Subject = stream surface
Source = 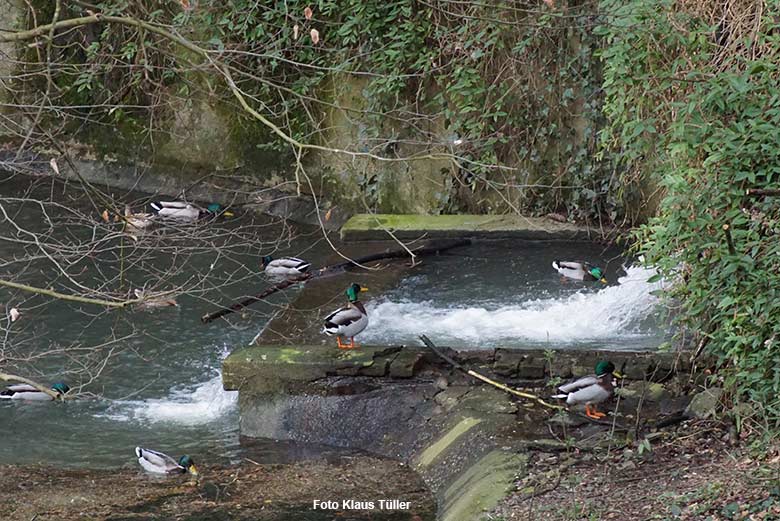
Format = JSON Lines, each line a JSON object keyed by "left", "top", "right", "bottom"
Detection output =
{"left": 0, "top": 175, "right": 668, "bottom": 470}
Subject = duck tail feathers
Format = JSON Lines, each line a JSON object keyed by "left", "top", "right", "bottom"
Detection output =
{"left": 135, "top": 447, "right": 143, "bottom": 458}
{"left": 552, "top": 260, "right": 561, "bottom": 270}
{"left": 551, "top": 393, "right": 568, "bottom": 400}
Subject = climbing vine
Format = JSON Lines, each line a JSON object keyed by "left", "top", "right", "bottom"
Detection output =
{"left": 598, "top": 0, "right": 780, "bottom": 428}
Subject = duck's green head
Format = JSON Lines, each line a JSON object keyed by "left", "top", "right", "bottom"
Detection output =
{"left": 207, "top": 203, "right": 234, "bottom": 218}
{"left": 345, "top": 283, "right": 368, "bottom": 302}
{"left": 261, "top": 255, "right": 273, "bottom": 267}
{"left": 51, "top": 382, "right": 70, "bottom": 395}
{"left": 589, "top": 266, "right": 607, "bottom": 284}
{"left": 178, "top": 455, "right": 199, "bottom": 476}
{"left": 594, "top": 361, "right": 616, "bottom": 377}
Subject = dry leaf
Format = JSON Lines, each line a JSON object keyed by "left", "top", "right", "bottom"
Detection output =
{"left": 304, "top": 6, "right": 313, "bottom": 20}
{"left": 180, "top": 0, "right": 192, "bottom": 10}
{"left": 310, "top": 28, "right": 320, "bottom": 45}
{"left": 324, "top": 208, "right": 332, "bottom": 222}
{"left": 101, "top": 209, "right": 110, "bottom": 222}
{"left": 543, "top": 0, "right": 555, "bottom": 7}
{"left": 293, "top": 24, "right": 299, "bottom": 40}
{"left": 9, "top": 308, "right": 19, "bottom": 322}
{"left": 49, "top": 158, "right": 59, "bottom": 175}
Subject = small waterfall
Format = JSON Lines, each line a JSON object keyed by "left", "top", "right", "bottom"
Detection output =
{"left": 99, "top": 372, "right": 237, "bottom": 426}
{"left": 361, "top": 265, "right": 665, "bottom": 348}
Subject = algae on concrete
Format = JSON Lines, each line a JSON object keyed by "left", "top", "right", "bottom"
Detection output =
{"left": 340, "top": 213, "right": 601, "bottom": 241}
{"left": 440, "top": 450, "right": 527, "bottom": 521}
{"left": 416, "top": 416, "right": 483, "bottom": 468}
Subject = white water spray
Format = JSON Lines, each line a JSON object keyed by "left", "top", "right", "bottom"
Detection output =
{"left": 361, "top": 265, "right": 665, "bottom": 347}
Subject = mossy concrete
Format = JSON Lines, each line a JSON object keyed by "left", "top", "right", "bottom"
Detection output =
{"left": 0, "top": 0, "right": 23, "bottom": 137}
{"left": 416, "top": 417, "right": 483, "bottom": 468}
{"left": 440, "top": 450, "right": 527, "bottom": 521}
{"left": 340, "top": 213, "right": 604, "bottom": 241}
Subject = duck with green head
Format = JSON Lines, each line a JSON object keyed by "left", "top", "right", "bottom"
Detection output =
{"left": 135, "top": 447, "right": 199, "bottom": 476}
{"left": 552, "top": 261, "right": 608, "bottom": 283}
{"left": 552, "top": 361, "right": 621, "bottom": 419}
{"left": 0, "top": 382, "right": 69, "bottom": 401}
{"left": 322, "top": 283, "right": 369, "bottom": 349}
{"left": 151, "top": 201, "right": 233, "bottom": 221}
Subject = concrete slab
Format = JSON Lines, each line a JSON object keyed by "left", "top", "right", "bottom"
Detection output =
{"left": 340, "top": 214, "right": 604, "bottom": 241}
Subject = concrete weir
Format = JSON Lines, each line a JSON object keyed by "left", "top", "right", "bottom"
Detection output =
{"left": 222, "top": 345, "right": 689, "bottom": 520}
{"left": 339, "top": 214, "right": 606, "bottom": 241}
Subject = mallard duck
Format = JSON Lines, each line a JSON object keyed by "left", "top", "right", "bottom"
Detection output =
{"left": 552, "top": 260, "right": 607, "bottom": 283}
{"left": 150, "top": 201, "right": 202, "bottom": 221}
{"left": 552, "top": 361, "right": 619, "bottom": 419}
{"left": 262, "top": 255, "right": 311, "bottom": 278}
{"left": 0, "top": 382, "right": 69, "bottom": 401}
{"left": 151, "top": 201, "right": 233, "bottom": 222}
{"left": 135, "top": 447, "right": 198, "bottom": 476}
{"left": 322, "top": 283, "right": 369, "bottom": 349}
{"left": 122, "top": 205, "right": 155, "bottom": 230}
{"left": 133, "top": 289, "right": 178, "bottom": 309}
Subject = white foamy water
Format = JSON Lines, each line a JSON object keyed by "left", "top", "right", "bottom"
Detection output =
{"left": 361, "top": 265, "right": 665, "bottom": 347}
{"left": 100, "top": 372, "right": 237, "bottom": 426}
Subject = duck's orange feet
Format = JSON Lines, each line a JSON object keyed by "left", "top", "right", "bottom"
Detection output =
{"left": 585, "top": 404, "right": 606, "bottom": 419}
{"left": 348, "top": 338, "right": 358, "bottom": 349}
{"left": 336, "top": 337, "right": 348, "bottom": 349}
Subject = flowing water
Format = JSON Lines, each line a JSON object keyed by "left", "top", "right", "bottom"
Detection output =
{"left": 0, "top": 176, "right": 669, "bottom": 469}
{"left": 361, "top": 241, "right": 668, "bottom": 350}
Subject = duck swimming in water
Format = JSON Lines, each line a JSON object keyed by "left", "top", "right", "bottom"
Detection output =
{"left": 552, "top": 261, "right": 607, "bottom": 283}
{"left": 322, "top": 283, "right": 369, "bottom": 349}
{"left": 0, "top": 382, "right": 69, "bottom": 401}
{"left": 262, "top": 256, "right": 311, "bottom": 279}
{"left": 135, "top": 447, "right": 199, "bottom": 476}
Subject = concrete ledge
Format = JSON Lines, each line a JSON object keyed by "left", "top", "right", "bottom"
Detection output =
{"left": 340, "top": 214, "right": 603, "bottom": 241}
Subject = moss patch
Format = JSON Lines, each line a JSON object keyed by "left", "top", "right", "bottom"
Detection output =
{"left": 340, "top": 213, "right": 600, "bottom": 241}
{"left": 416, "top": 416, "right": 483, "bottom": 468}
{"left": 440, "top": 450, "right": 527, "bottom": 521}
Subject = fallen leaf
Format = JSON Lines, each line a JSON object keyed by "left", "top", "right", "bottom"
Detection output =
{"left": 50, "top": 158, "right": 59, "bottom": 175}
{"left": 180, "top": 0, "right": 192, "bottom": 10}
{"left": 543, "top": 0, "right": 555, "bottom": 6}
{"left": 324, "top": 208, "right": 332, "bottom": 221}
{"left": 9, "top": 308, "right": 19, "bottom": 322}
{"left": 293, "top": 24, "right": 299, "bottom": 40}
{"left": 101, "top": 209, "right": 110, "bottom": 222}
{"left": 310, "top": 28, "right": 320, "bottom": 45}
{"left": 304, "top": 6, "right": 313, "bottom": 19}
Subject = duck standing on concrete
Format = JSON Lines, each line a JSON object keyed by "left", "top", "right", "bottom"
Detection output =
{"left": 322, "top": 283, "right": 369, "bottom": 349}
{"left": 552, "top": 361, "right": 620, "bottom": 419}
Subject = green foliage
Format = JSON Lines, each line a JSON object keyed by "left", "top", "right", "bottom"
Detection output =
{"left": 598, "top": 0, "right": 780, "bottom": 424}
